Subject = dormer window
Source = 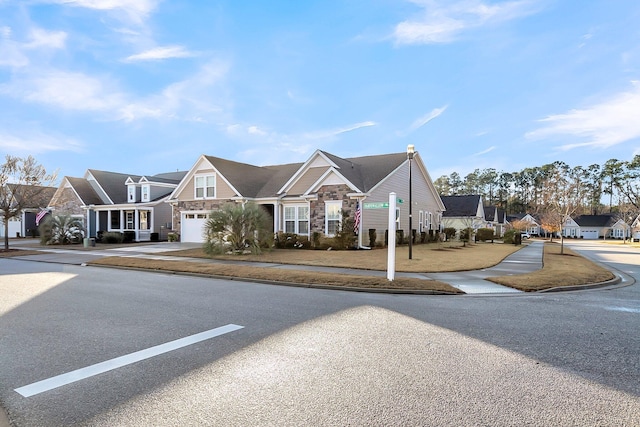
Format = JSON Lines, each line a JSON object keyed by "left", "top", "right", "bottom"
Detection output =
{"left": 141, "top": 185, "right": 150, "bottom": 202}
{"left": 194, "top": 174, "right": 215, "bottom": 199}
{"left": 128, "top": 185, "right": 136, "bottom": 203}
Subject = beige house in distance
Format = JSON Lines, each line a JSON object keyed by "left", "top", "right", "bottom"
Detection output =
{"left": 167, "top": 149, "right": 445, "bottom": 246}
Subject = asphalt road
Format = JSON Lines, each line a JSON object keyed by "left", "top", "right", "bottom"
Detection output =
{"left": 0, "top": 241, "right": 638, "bottom": 426}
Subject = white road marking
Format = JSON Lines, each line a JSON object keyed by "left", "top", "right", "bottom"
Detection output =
{"left": 15, "top": 324, "right": 244, "bottom": 398}
{"left": 603, "top": 306, "right": 640, "bottom": 314}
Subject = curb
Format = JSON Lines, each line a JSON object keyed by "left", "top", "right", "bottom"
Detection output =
{"left": 538, "top": 274, "right": 623, "bottom": 293}
{"left": 85, "top": 263, "right": 462, "bottom": 295}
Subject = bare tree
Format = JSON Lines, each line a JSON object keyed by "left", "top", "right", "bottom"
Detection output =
{"left": 1, "top": 155, "right": 57, "bottom": 251}
{"left": 538, "top": 162, "right": 584, "bottom": 254}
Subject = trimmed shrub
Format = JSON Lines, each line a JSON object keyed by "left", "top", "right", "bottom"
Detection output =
{"left": 102, "top": 232, "right": 124, "bottom": 244}
{"left": 476, "top": 228, "right": 495, "bottom": 242}
{"left": 503, "top": 229, "right": 516, "bottom": 244}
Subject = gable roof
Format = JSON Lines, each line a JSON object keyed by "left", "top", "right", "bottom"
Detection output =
{"left": 574, "top": 214, "right": 617, "bottom": 227}
{"left": 7, "top": 184, "right": 56, "bottom": 208}
{"left": 204, "top": 155, "right": 283, "bottom": 198}
{"left": 87, "top": 169, "right": 138, "bottom": 204}
{"left": 441, "top": 195, "right": 482, "bottom": 217}
{"left": 66, "top": 177, "right": 104, "bottom": 205}
{"left": 187, "top": 151, "right": 411, "bottom": 200}
{"left": 484, "top": 206, "right": 497, "bottom": 222}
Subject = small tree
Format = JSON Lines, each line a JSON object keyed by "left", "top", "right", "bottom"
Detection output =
{"left": 39, "top": 214, "right": 84, "bottom": 245}
{"left": 443, "top": 227, "right": 457, "bottom": 241}
{"left": 540, "top": 212, "right": 562, "bottom": 242}
{"left": 333, "top": 210, "right": 356, "bottom": 249}
{"left": 1, "top": 155, "right": 57, "bottom": 250}
{"left": 203, "top": 202, "right": 272, "bottom": 255}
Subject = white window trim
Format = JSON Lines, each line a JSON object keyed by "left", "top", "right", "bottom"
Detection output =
{"left": 141, "top": 184, "right": 150, "bottom": 202}
{"left": 419, "top": 210, "right": 424, "bottom": 233}
{"left": 127, "top": 185, "right": 136, "bottom": 203}
{"left": 194, "top": 173, "right": 216, "bottom": 199}
{"left": 325, "top": 201, "right": 342, "bottom": 237}
{"left": 395, "top": 207, "right": 400, "bottom": 230}
{"left": 284, "top": 204, "right": 310, "bottom": 235}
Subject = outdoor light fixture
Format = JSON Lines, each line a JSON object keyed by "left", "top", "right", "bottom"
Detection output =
{"left": 407, "top": 144, "right": 415, "bottom": 260}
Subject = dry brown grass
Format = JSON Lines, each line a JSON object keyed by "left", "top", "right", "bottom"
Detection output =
{"left": 0, "top": 249, "right": 43, "bottom": 257}
{"left": 164, "top": 241, "right": 521, "bottom": 273}
{"left": 486, "top": 243, "right": 615, "bottom": 292}
{"left": 88, "top": 257, "right": 462, "bottom": 294}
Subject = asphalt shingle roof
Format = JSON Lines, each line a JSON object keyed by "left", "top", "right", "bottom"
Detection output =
{"left": 205, "top": 151, "right": 408, "bottom": 199}
{"left": 441, "top": 195, "right": 482, "bottom": 217}
{"left": 574, "top": 214, "right": 616, "bottom": 227}
{"left": 66, "top": 177, "right": 104, "bottom": 205}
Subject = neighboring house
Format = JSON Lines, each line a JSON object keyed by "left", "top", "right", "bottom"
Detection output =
{"left": 561, "top": 216, "right": 581, "bottom": 238}
{"left": 167, "top": 149, "right": 445, "bottom": 245}
{"left": 574, "top": 214, "right": 630, "bottom": 240}
{"left": 507, "top": 213, "right": 541, "bottom": 236}
{"left": 482, "top": 205, "right": 507, "bottom": 237}
{"left": 440, "top": 195, "right": 485, "bottom": 235}
{"left": 48, "top": 169, "right": 186, "bottom": 241}
{"left": 496, "top": 208, "right": 508, "bottom": 237}
{"left": 0, "top": 184, "right": 56, "bottom": 238}
{"left": 632, "top": 214, "right": 640, "bottom": 241}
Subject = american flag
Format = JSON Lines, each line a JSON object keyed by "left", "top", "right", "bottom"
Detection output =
{"left": 354, "top": 202, "right": 361, "bottom": 233}
{"left": 35, "top": 209, "right": 49, "bottom": 226}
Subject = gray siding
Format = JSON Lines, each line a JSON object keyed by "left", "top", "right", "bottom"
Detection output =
{"left": 363, "top": 161, "right": 442, "bottom": 244}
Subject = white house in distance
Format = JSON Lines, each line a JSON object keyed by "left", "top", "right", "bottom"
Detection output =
{"left": 167, "top": 148, "right": 445, "bottom": 245}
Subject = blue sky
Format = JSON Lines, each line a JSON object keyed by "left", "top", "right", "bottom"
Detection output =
{"left": 1, "top": 0, "right": 639, "bottom": 182}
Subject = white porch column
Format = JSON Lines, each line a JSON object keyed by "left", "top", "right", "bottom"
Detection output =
{"left": 134, "top": 208, "right": 140, "bottom": 241}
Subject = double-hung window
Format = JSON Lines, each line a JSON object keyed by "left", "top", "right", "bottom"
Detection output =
{"left": 419, "top": 211, "right": 424, "bottom": 233}
{"left": 284, "top": 205, "right": 309, "bottom": 234}
{"left": 325, "top": 202, "right": 342, "bottom": 236}
{"left": 195, "top": 174, "right": 215, "bottom": 199}
{"left": 128, "top": 185, "right": 136, "bottom": 203}
{"left": 141, "top": 185, "right": 150, "bottom": 202}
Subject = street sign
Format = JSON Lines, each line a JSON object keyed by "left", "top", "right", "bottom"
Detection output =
{"left": 363, "top": 202, "right": 389, "bottom": 209}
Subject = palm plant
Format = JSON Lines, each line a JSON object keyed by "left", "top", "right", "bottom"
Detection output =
{"left": 203, "top": 202, "right": 272, "bottom": 255}
{"left": 39, "top": 214, "right": 85, "bottom": 245}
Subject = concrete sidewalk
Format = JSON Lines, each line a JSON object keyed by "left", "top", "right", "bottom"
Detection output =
{"left": 7, "top": 239, "right": 545, "bottom": 294}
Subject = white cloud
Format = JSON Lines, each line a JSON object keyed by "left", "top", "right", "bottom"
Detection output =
{"left": 0, "top": 70, "right": 125, "bottom": 111}
{"left": 26, "top": 28, "right": 67, "bottom": 49}
{"left": 0, "top": 129, "right": 83, "bottom": 154}
{"left": 51, "top": 0, "right": 159, "bottom": 25}
{"left": 526, "top": 81, "right": 640, "bottom": 151}
{"left": 0, "top": 26, "right": 67, "bottom": 68}
{"left": 408, "top": 105, "right": 448, "bottom": 132}
{"left": 472, "top": 145, "right": 497, "bottom": 156}
{"left": 123, "top": 45, "right": 197, "bottom": 62}
{"left": 1, "top": 60, "right": 230, "bottom": 123}
{"left": 393, "top": 0, "right": 539, "bottom": 45}
{"left": 301, "top": 121, "right": 376, "bottom": 140}
{"left": 117, "top": 60, "right": 230, "bottom": 121}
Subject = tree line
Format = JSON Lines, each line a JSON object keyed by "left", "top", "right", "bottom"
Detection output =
{"left": 434, "top": 155, "right": 640, "bottom": 218}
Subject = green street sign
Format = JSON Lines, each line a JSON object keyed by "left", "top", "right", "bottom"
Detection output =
{"left": 397, "top": 198, "right": 404, "bottom": 204}
{"left": 363, "top": 202, "right": 389, "bottom": 209}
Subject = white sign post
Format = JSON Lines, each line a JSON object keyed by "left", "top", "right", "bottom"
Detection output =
{"left": 387, "top": 192, "right": 397, "bottom": 281}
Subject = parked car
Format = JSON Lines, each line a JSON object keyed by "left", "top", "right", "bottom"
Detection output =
{"left": 521, "top": 232, "right": 531, "bottom": 239}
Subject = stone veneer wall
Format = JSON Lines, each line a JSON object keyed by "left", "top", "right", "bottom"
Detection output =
{"left": 49, "top": 187, "right": 85, "bottom": 216}
{"left": 309, "top": 185, "right": 357, "bottom": 235}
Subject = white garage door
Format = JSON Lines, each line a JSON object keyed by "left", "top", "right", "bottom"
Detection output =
{"left": 581, "top": 230, "right": 599, "bottom": 240}
{"left": 181, "top": 212, "right": 209, "bottom": 243}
